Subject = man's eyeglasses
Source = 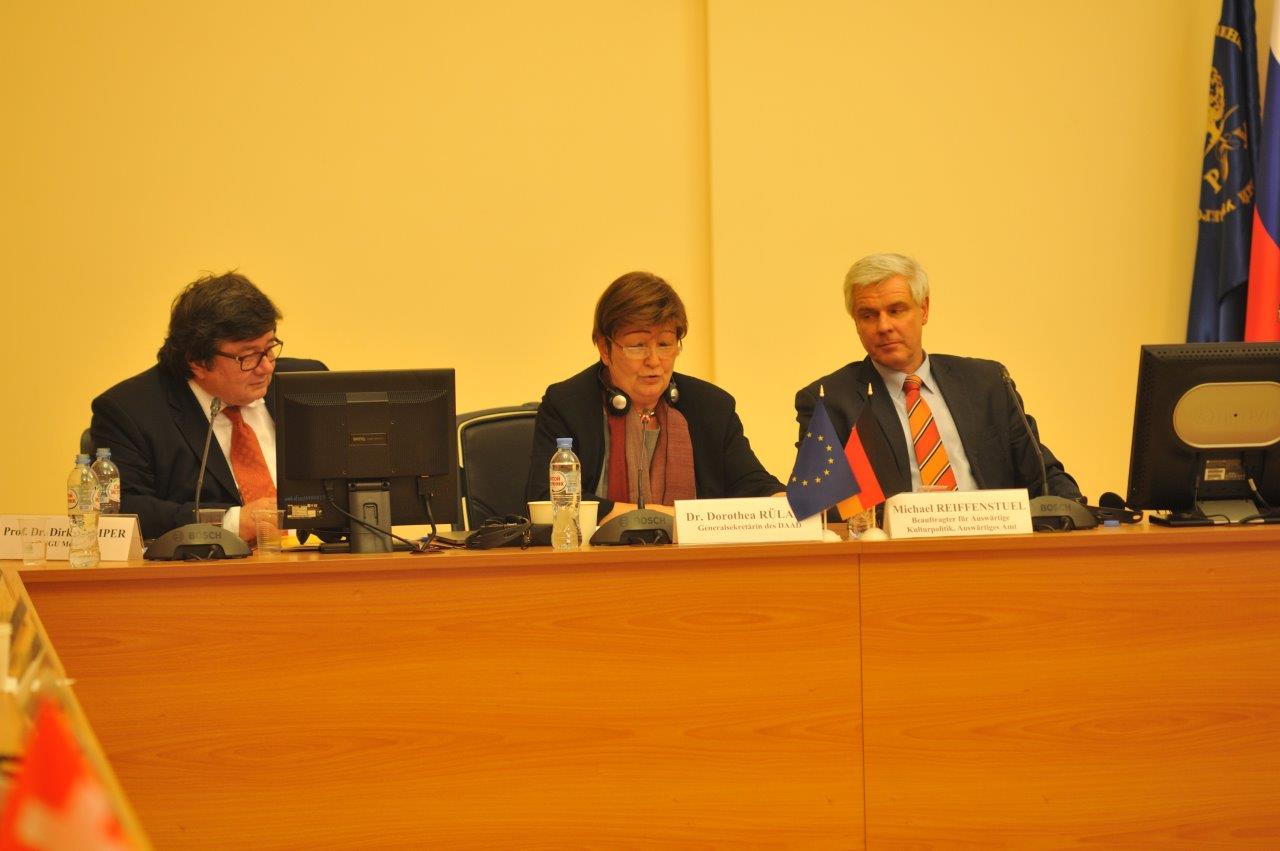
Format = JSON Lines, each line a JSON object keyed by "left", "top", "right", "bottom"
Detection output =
{"left": 214, "top": 339, "right": 284, "bottom": 371}
{"left": 611, "top": 338, "right": 682, "bottom": 361}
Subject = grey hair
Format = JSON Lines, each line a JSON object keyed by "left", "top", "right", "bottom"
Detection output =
{"left": 842, "top": 253, "right": 929, "bottom": 316}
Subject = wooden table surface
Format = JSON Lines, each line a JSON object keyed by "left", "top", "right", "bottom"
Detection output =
{"left": 858, "top": 524, "right": 1280, "bottom": 849}
{"left": 18, "top": 539, "right": 865, "bottom": 849}
{"left": 12, "top": 523, "right": 1280, "bottom": 848}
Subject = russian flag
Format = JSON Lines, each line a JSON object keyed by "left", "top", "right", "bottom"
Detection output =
{"left": 1247, "top": 5, "right": 1280, "bottom": 340}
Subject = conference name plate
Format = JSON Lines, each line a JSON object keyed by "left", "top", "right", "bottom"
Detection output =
{"left": 882, "top": 488, "right": 1032, "bottom": 540}
{"left": 0, "top": 514, "right": 144, "bottom": 562}
{"left": 673, "top": 496, "right": 824, "bottom": 545}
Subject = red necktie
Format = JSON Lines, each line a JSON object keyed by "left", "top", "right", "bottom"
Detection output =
{"left": 222, "top": 406, "right": 277, "bottom": 504}
{"left": 903, "top": 374, "right": 957, "bottom": 490}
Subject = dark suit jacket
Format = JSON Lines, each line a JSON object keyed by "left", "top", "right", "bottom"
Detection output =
{"left": 795, "top": 355, "right": 1081, "bottom": 501}
{"left": 525, "top": 365, "right": 784, "bottom": 516}
{"left": 90, "top": 357, "right": 327, "bottom": 539}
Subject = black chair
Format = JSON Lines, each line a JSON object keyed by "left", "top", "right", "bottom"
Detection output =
{"left": 455, "top": 404, "right": 540, "bottom": 530}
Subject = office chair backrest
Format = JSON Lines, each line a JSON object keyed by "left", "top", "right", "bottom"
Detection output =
{"left": 455, "top": 404, "right": 539, "bottom": 530}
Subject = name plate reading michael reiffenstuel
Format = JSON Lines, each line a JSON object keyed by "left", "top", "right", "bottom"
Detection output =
{"left": 0, "top": 514, "right": 144, "bottom": 562}
{"left": 882, "top": 489, "right": 1032, "bottom": 540}
{"left": 673, "top": 496, "right": 825, "bottom": 545}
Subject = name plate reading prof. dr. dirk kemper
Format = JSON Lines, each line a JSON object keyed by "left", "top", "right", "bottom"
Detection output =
{"left": 882, "top": 489, "right": 1033, "bottom": 540}
{"left": 0, "top": 514, "right": 143, "bottom": 561}
{"left": 673, "top": 496, "right": 825, "bottom": 545}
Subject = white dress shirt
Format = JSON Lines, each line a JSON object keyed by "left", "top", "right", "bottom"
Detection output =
{"left": 871, "top": 355, "right": 978, "bottom": 492}
{"left": 188, "top": 380, "right": 278, "bottom": 534}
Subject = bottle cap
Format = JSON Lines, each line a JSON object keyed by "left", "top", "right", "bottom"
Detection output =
{"left": 556, "top": 438, "right": 573, "bottom": 450}
{"left": 75, "top": 453, "right": 90, "bottom": 465}
{"left": 95, "top": 447, "right": 111, "bottom": 459}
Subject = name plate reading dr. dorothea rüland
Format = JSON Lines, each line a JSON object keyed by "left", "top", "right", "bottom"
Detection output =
{"left": 674, "top": 496, "right": 825, "bottom": 545}
{"left": 882, "top": 489, "right": 1033, "bottom": 540}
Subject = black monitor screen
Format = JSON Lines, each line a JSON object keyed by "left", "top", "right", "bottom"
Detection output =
{"left": 1126, "top": 343, "right": 1280, "bottom": 516}
{"left": 275, "top": 369, "right": 457, "bottom": 538}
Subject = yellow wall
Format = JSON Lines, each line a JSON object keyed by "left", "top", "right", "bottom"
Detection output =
{"left": 0, "top": 1, "right": 711, "bottom": 513}
{"left": 708, "top": 0, "right": 1270, "bottom": 502}
{"left": 0, "top": 0, "right": 1257, "bottom": 513}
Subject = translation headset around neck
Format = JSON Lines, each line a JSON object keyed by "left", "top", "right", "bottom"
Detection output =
{"left": 597, "top": 365, "right": 679, "bottom": 417}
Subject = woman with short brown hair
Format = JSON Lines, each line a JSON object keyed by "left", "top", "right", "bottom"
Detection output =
{"left": 526, "top": 271, "right": 782, "bottom": 523}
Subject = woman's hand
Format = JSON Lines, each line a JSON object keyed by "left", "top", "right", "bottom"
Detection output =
{"left": 599, "top": 502, "right": 675, "bottom": 524}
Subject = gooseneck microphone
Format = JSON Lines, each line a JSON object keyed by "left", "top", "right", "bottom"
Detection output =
{"left": 635, "top": 463, "right": 647, "bottom": 511}
{"left": 193, "top": 397, "right": 222, "bottom": 518}
{"left": 999, "top": 367, "right": 1049, "bottom": 498}
{"left": 144, "top": 395, "right": 250, "bottom": 560}
{"left": 998, "top": 365, "right": 1097, "bottom": 531}
{"left": 588, "top": 461, "right": 674, "bottom": 546}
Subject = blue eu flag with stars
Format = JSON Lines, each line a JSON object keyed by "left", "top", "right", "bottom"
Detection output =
{"left": 786, "top": 397, "right": 858, "bottom": 521}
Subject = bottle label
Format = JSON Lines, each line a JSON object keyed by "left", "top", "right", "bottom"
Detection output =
{"left": 66, "top": 488, "right": 77, "bottom": 510}
{"left": 550, "top": 470, "right": 566, "bottom": 494}
{"left": 105, "top": 481, "right": 121, "bottom": 504}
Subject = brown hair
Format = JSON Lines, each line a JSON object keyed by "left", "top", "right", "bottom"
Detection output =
{"left": 156, "top": 272, "right": 282, "bottom": 379}
{"left": 591, "top": 271, "right": 688, "bottom": 345}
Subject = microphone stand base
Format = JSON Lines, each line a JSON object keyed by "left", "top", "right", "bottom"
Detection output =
{"left": 145, "top": 523, "right": 252, "bottom": 561}
{"left": 1029, "top": 496, "right": 1099, "bottom": 532}
{"left": 589, "top": 509, "right": 674, "bottom": 545}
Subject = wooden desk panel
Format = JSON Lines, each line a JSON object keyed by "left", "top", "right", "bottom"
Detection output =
{"left": 859, "top": 526, "right": 1280, "bottom": 848}
{"left": 21, "top": 544, "right": 864, "bottom": 849}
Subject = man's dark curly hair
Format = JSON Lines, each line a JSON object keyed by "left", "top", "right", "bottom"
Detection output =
{"left": 156, "top": 272, "right": 282, "bottom": 379}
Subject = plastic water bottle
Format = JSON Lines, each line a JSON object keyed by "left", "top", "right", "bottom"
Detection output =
{"left": 549, "top": 437, "right": 582, "bottom": 551}
{"left": 92, "top": 447, "right": 121, "bottom": 514}
{"left": 67, "top": 453, "right": 101, "bottom": 568}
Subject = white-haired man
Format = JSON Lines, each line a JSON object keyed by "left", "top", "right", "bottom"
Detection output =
{"left": 795, "top": 252, "right": 1081, "bottom": 501}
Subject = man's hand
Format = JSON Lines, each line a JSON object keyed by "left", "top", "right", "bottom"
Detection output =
{"left": 238, "top": 497, "right": 277, "bottom": 542}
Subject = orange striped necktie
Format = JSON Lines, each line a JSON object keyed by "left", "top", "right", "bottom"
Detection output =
{"left": 222, "top": 406, "right": 277, "bottom": 504}
{"left": 903, "top": 374, "right": 957, "bottom": 490}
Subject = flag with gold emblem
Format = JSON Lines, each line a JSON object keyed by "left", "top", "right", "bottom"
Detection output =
{"left": 1188, "top": 0, "right": 1261, "bottom": 342}
{"left": 786, "top": 396, "right": 858, "bottom": 521}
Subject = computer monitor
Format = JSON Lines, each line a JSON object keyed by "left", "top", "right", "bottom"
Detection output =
{"left": 1126, "top": 343, "right": 1280, "bottom": 525}
{"left": 274, "top": 369, "right": 458, "bottom": 551}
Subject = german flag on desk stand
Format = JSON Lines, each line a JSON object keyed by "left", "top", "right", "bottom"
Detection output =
{"left": 786, "top": 389, "right": 858, "bottom": 521}
{"left": 836, "top": 384, "right": 887, "bottom": 518}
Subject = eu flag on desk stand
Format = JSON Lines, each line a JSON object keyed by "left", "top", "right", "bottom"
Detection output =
{"left": 786, "top": 394, "right": 858, "bottom": 521}
{"left": 1187, "top": 0, "right": 1261, "bottom": 342}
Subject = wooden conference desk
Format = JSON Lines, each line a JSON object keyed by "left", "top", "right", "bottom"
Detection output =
{"left": 10, "top": 523, "right": 1280, "bottom": 848}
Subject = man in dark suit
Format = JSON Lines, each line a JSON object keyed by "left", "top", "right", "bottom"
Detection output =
{"left": 795, "top": 253, "right": 1080, "bottom": 501}
{"left": 91, "top": 272, "right": 325, "bottom": 540}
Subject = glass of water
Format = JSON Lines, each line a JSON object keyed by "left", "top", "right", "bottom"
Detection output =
{"left": 20, "top": 517, "right": 48, "bottom": 565}
{"left": 846, "top": 507, "right": 878, "bottom": 540}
